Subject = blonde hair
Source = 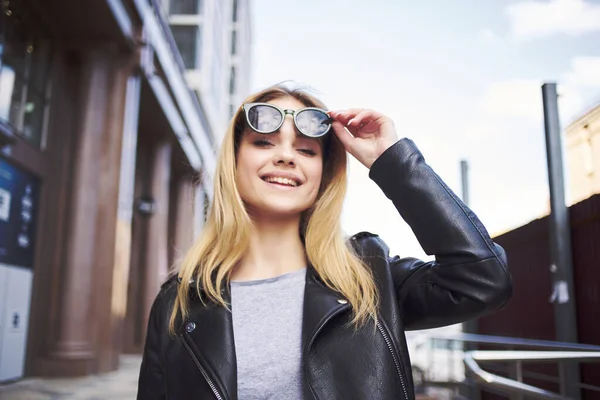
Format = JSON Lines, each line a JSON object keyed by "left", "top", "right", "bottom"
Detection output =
{"left": 169, "top": 84, "right": 379, "bottom": 334}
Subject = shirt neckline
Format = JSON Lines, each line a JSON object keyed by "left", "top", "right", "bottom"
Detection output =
{"left": 231, "top": 267, "right": 307, "bottom": 287}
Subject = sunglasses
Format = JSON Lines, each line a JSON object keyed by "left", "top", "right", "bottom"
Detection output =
{"left": 242, "top": 102, "right": 332, "bottom": 138}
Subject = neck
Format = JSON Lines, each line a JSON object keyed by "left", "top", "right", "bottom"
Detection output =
{"left": 233, "top": 214, "right": 307, "bottom": 281}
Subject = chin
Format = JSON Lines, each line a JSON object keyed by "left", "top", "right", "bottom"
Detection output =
{"left": 251, "top": 199, "right": 314, "bottom": 219}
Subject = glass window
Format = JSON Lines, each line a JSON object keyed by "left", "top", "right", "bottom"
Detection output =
{"left": 22, "top": 90, "right": 45, "bottom": 144}
{"left": 169, "top": 0, "right": 202, "bottom": 15}
{"left": 171, "top": 25, "right": 201, "bottom": 69}
{"left": 0, "top": 69, "right": 23, "bottom": 125}
{"left": 0, "top": 6, "right": 52, "bottom": 147}
{"left": 230, "top": 30, "right": 237, "bottom": 55}
{"left": 229, "top": 66, "right": 235, "bottom": 95}
{"left": 28, "top": 39, "right": 51, "bottom": 90}
{"left": 232, "top": 0, "right": 238, "bottom": 22}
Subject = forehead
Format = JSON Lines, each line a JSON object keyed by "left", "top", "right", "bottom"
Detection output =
{"left": 267, "top": 96, "right": 308, "bottom": 111}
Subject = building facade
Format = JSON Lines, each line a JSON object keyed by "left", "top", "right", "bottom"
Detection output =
{"left": 565, "top": 102, "right": 600, "bottom": 205}
{"left": 164, "top": 0, "right": 252, "bottom": 143}
{"left": 0, "top": 0, "right": 249, "bottom": 381}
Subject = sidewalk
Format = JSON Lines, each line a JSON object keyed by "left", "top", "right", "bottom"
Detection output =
{"left": 0, "top": 355, "right": 141, "bottom": 400}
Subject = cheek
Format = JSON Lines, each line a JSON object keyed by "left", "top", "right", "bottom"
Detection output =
{"left": 306, "top": 160, "right": 324, "bottom": 189}
{"left": 236, "top": 145, "right": 260, "bottom": 176}
{"left": 235, "top": 149, "right": 257, "bottom": 192}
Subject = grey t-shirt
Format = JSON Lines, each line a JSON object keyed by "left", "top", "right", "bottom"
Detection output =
{"left": 230, "top": 268, "right": 306, "bottom": 400}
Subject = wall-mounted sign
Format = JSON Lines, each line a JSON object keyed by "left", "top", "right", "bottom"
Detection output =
{"left": 0, "top": 159, "right": 39, "bottom": 269}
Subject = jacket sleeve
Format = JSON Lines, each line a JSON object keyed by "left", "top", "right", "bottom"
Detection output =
{"left": 368, "top": 138, "right": 513, "bottom": 331}
{"left": 137, "top": 290, "right": 168, "bottom": 400}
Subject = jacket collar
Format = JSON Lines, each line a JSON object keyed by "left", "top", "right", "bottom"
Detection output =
{"left": 302, "top": 265, "right": 351, "bottom": 353}
{"left": 180, "top": 265, "right": 349, "bottom": 400}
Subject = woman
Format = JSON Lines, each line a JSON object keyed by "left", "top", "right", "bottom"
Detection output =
{"left": 137, "top": 84, "right": 512, "bottom": 400}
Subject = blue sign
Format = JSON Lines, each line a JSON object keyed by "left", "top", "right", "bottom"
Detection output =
{"left": 0, "top": 158, "right": 39, "bottom": 268}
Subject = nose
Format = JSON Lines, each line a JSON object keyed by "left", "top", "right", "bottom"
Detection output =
{"left": 273, "top": 142, "right": 295, "bottom": 166}
{"left": 274, "top": 117, "right": 297, "bottom": 166}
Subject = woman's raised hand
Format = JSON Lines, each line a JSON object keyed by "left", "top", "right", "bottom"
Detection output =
{"left": 328, "top": 109, "right": 399, "bottom": 169}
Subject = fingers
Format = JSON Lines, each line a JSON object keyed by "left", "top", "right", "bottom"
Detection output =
{"left": 347, "top": 110, "right": 379, "bottom": 131}
{"left": 329, "top": 108, "right": 363, "bottom": 123}
{"left": 330, "top": 108, "right": 385, "bottom": 129}
{"left": 331, "top": 120, "right": 355, "bottom": 150}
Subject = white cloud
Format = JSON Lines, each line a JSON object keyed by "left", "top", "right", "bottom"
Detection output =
{"left": 342, "top": 157, "right": 430, "bottom": 260}
{"left": 462, "top": 121, "right": 505, "bottom": 142}
{"left": 562, "top": 57, "right": 600, "bottom": 87}
{"left": 557, "top": 84, "right": 585, "bottom": 119}
{"left": 481, "top": 79, "right": 544, "bottom": 119}
{"left": 477, "top": 183, "right": 550, "bottom": 237}
{"left": 506, "top": 0, "right": 600, "bottom": 40}
{"left": 478, "top": 56, "right": 599, "bottom": 125}
{"left": 481, "top": 79, "right": 583, "bottom": 122}
{"left": 479, "top": 28, "right": 503, "bottom": 45}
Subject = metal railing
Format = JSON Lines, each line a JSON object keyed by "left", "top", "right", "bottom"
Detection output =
{"left": 465, "top": 350, "right": 600, "bottom": 399}
{"left": 411, "top": 332, "right": 600, "bottom": 400}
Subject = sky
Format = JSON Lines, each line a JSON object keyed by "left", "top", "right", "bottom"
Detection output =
{"left": 249, "top": 0, "right": 600, "bottom": 260}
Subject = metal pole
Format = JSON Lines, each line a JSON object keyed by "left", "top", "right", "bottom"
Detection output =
{"left": 461, "top": 160, "right": 470, "bottom": 207}
{"left": 542, "top": 83, "right": 580, "bottom": 399}
{"left": 460, "top": 159, "right": 481, "bottom": 400}
{"left": 515, "top": 360, "right": 524, "bottom": 400}
{"left": 459, "top": 161, "right": 475, "bottom": 338}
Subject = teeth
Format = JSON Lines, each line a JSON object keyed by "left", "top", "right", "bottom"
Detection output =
{"left": 264, "top": 176, "right": 298, "bottom": 186}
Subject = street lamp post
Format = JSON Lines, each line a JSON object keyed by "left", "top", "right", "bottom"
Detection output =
{"left": 541, "top": 83, "right": 580, "bottom": 399}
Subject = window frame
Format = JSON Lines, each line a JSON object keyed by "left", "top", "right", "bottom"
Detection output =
{"left": 168, "top": 0, "right": 203, "bottom": 16}
{"left": 0, "top": 4, "right": 52, "bottom": 149}
{"left": 170, "top": 24, "right": 202, "bottom": 70}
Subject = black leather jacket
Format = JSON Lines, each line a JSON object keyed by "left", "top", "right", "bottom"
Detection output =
{"left": 137, "top": 138, "right": 512, "bottom": 400}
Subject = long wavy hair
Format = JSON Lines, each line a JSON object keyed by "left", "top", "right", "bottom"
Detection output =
{"left": 169, "top": 84, "right": 379, "bottom": 334}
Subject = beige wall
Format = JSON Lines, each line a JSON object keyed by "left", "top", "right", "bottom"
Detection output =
{"left": 565, "top": 104, "right": 600, "bottom": 206}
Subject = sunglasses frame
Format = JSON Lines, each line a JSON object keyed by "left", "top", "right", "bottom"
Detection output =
{"left": 242, "top": 102, "right": 332, "bottom": 138}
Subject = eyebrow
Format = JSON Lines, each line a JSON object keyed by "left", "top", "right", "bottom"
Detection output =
{"left": 246, "top": 130, "right": 323, "bottom": 148}
{"left": 246, "top": 129, "right": 317, "bottom": 140}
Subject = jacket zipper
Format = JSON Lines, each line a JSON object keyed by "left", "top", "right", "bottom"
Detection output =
{"left": 376, "top": 321, "right": 409, "bottom": 400}
{"left": 182, "top": 334, "right": 224, "bottom": 400}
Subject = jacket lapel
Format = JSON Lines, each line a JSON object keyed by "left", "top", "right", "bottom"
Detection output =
{"left": 302, "top": 266, "right": 351, "bottom": 354}
{"left": 180, "top": 268, "right": 350, "bottom": 399}
{"left": 181, "top": 285, "right": 238, "bottom": 400}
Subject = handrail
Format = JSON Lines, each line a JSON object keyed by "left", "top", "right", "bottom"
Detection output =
{"left": 469, "top": 350, "right": 600, "bottom": 362}
{"left": 464, "top": 350, "right": 600, "bottom": 400}
{"left": 464, "top": 355, "right": 564, "bottom": 400}
{"left": 483, "top": 363, "right": 600, "bottom": 392}
{"left": 413, "top": 333, "right": 600, "bottom": 399}
{"left": 422, "top": 332, "right": 600, "bottom": 351}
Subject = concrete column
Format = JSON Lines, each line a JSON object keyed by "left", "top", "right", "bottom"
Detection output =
{"left": 124, "top": 138, "right": 172, "bottom": 353}
{"left": 44, "top": 47, "right": 112, "bottom": 375}
{"left": 169, "top": 173, "right": 196, "bottom": 269}
{"left": 91, "top": 63, "right": 139, "bottom": 373}
{"left": 142, "top": 140, "right": 172, "bottom": 328}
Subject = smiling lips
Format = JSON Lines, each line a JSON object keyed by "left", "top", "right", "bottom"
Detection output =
{"left": 261, "top": 174, "right": 301, "bottom": 187}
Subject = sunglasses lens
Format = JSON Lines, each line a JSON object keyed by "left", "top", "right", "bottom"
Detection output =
{"left": 295, "top": 109, "right": 331, "bottom": 137}
{"left": 247, "top": 105, "right": 282, "bottom": 133}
